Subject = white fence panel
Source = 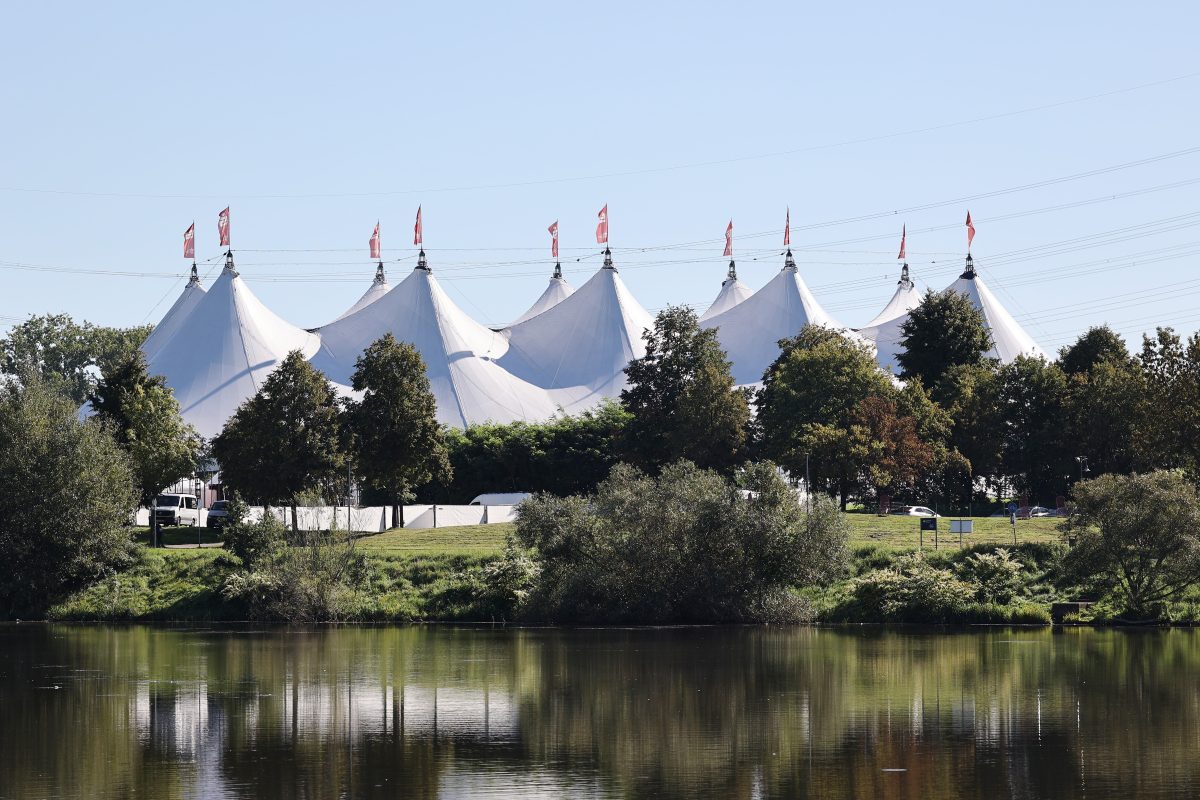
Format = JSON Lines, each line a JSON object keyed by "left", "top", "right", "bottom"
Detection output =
{"left": 484, "top": 505, "right": 518, "bottom": 524}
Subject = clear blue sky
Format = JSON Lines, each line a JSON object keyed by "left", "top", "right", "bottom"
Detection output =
{"left": 1, "top": 2, "right": 1198, "bottom": 354}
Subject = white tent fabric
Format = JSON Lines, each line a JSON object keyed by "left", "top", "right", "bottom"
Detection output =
{"left": 145, "top": 258, "right": 325, "bottom": 439}
{"left": 332, "top": 265, "right": 390, "bottom": 323}
{"left": 701, "top": 251, "right": 861, "bottom": 385}
{"left": 499, "top": 252, "right": 654, "bottom": 413}
{"left": 945, "top": 261, "right": 1045, "bottom": 362}
{"left": 699, "top": 262, "right": 753, "bottom": 322}
{"left": 311, "top": 256, "right": 559, "bottom": 428}
{"left": 857, "top": 269, "right": 923, "bottom": 373}
{"left": 140, "top": 268, "right": 206, "bottom": 362}
{"left": 511, "top": 271, "right": 574, "bottom": 325}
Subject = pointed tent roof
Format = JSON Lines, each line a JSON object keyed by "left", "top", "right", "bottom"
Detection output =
{"left": 140, "top": 265, "right": 207, "bottom": 362}
{"left": 701, "top": 249, "right": 856, "bottom": 385}
{"left": 511, "top": 262, "right": 575, "bottom": 325}
{"left": 145, "top": 255, "right": 324, "bottom": 439}
{"left": 857, "top": 264, "right": 923, "bottom": 373}
{"left": 945, "top": 255, "right": 1045, "bottom": 362}
{"left": 311, "top": 252, "right": 559, "bottom": 429}
{"left": 332, "top": 262, "right": 391, "bottom": 323}
{"left": 498, "top": 249, "right": 654, "bottom": 414}
{"left": 699, "top": 260, "right": 753, "bottom": 322}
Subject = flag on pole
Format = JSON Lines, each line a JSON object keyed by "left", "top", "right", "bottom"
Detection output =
{"left": 183, "top": 223, "right": 195, "bottom": 259}
{"left": 548, "top": 220, "right": 559, "bottom": 259}
{"left": 784, "top": 207, "right": 791, "bottom": 247}
{"left": 966, "top": 211, "right": 975, "bottom": 250}
{"left": 724, "top": 219, "right": 733, "bottom": 258}
{"left": 218, "top": 207, "right": 230, "bottom": 247}
{"left": 898, "top": 225, "right": 906, "bottom": 261}
{"left": 370, "top": 222, "right": 381, "bottom": 260}
{"left": 596, "top": 204, "right": 608, "bottom": 245}
{"left": 414, "top": 206, "right": 423, "bottom": 246}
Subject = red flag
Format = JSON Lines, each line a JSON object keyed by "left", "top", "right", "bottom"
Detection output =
{"left": 369, "top": 222, "right": 381, "bottom": 260}
{"left": 218, "top": 207, "right": 230, "bottom": 247}
{"left": 414, "top": 206, "right": 423, "bottom": 246}
{"left": 183, "top": 223, "right": 195, "bottom": 259}
{"left": 595, "top": 204, "right": 608, "bottom": 245}
{"left": 784, "top": 207, "right": 790, "bottom": 247}
{"left": 723, "top": 219, "right": 733, "bottom": 258}
{"left": 548, "top": 220, "right": 559, "bottom": 259}
{"left": 966, "top": 211, "right": 975, "bottom": 250}
{"left": 897, "top": 225, "right": 906, "bottom": 261}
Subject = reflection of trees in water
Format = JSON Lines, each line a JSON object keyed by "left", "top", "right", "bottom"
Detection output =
{"left": 2, "top": 626, "right": 1200, "bottom": 798}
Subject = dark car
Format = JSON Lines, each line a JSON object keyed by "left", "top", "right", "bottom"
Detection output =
{"left": 206, "top": 500, "right": 231, "bottom": 530}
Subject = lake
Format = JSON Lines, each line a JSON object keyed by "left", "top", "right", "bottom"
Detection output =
{"left": 1, "top": 625, "right": 1197, "bottom": 799}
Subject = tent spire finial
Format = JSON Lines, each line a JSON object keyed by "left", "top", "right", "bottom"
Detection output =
{"left": 727, "top": 259, "right": 737, "bottom": 280}
{"left": 553, "top": 261, "right": 562, "bottom": 280}
{"left": 603, "top": 247, "right": 616, "bottom": 271}
{"left": 899, "top": 262, "right": 911, "bottom": 286}
{"left": 374, "top": 261, "right": 386, "bottom": 284}
{"left": 188, "top": 262, "right": 199, "bottom": 285}
{"left": 223, "top": 250, "right": 238, "bottom": 276}
{"left": 783, "top": 248, "right": 797, "bottom": 272}
{"left": 961, "top": 252, "right": 976, "bottom": 279}
{"left": 417, "top": 249, "right": 430, "bottom": 273}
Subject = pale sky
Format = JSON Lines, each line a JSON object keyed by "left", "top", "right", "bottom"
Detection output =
{"left": 1, "top": 2, "right": 1198, "bottom": 355}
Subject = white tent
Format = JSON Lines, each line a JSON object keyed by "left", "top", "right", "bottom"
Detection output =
{"left": 140, "top": 265, "right": 206, "bottom": 362}
{"left": 945, "top": 256, "right": 1045, "bottom": 362}
{"left": 311, "top": 252, "right": 559, "bottom": 428}
{"left": 499, "top": 249, "right": 654, "bottom": 413}
{"left": 511, "top": 263, "right": 575, "bottom": 325}
{"left": 699, "top": 260, "right": 753, "bottom": 323}
{"left": 857, "top": 264, "right": 923, "bottom": 373}
{"left": 701, "top": 249, "right": 858, "bottom": 385}
{"left": 144, "top": 255, "right": 325, "bottom": 439}
{"left": 331, "top": 262, "right": 391, "bottom": 323}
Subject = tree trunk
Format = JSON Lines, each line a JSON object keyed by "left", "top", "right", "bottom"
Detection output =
{"left": 391, "top": 503, "right": 400, "bottom": 530}
{"left": 290, "top": 503, "right": 299, "bottom": 533}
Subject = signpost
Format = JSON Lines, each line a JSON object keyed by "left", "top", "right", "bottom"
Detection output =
{"left": 920, "top": 517, "right": 937, "bottom": 550}
{"left": 950, "top": 519, "right": 974, "bottom": 548}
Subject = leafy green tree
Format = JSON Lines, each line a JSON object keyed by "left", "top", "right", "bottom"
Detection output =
{"left": 936, "top": 362, "right": 1004, "bottom": 492}
{"left": 212, "top": 351, "right": 345, "bottom": 530}
{"left": 897, "top": 289, "right": 994, "bottom": 389}
{"left": 0, "top": 376, "right": 138, "bottom": 616}
{"left": 846, "top": 395, "right": 935, "bottom": 506}
{"left": 1134, "top": 327, "right": 1200, "bottom": 475}
{"left": 1066, "top": 356, "right": 1144, "bottom": 478}
{"left": 1058, "top": 325, "right": 1131, "bottom": 375}
{"left": 1062, "top": 470, "right": 1200, "bottom": 617}
{"left": 346, "top": 334, "right": 451, "bottom": 528}
{"left": 620, "top": 306, "right": 750, "bottom": 473}
{"left": 997, "top": 356, "right": 1073, "bottom": 503}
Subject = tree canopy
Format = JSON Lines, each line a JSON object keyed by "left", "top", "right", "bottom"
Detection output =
{"left": 897, "top": 289, "right": 994, "bottom": 389}
{"left": 1058, "top": 325, "right": 1130, "bottom": 375}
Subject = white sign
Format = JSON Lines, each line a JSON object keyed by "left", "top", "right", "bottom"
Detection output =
{"left": 950, "top": 519, "right": 974, "bottom": 534}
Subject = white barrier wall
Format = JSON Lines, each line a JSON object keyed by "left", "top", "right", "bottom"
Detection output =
{"left": 134, "top": 504, "right": 517, "bottom": 532}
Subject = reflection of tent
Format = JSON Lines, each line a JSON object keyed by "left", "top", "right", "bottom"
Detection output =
{"left": 512, "top": 262, "right": 574, "bottom": 324}
{"left": 945, "top": 255, "right": 1045, "bottom": 362}
{"left": 332, "top": 262, "right": 391, "bottom": 323}
{"left": 311, "top": 251, "right": 559, "bottom": 428}
{"left": 702, "top": 249, "right": 857, "bottom": 385}
{"left": 140, "top": 265, "right": 206, "bottom": 362}
{"left": 145, "top": 254, "right": 324, "bottom": 439}
{"left": 499, "top": 249, "right": 654, "bottom": 413}
{"left": 699, "top": 260, "right": 753, "bottom": 323}
{"left": 857, "top": 264, "right": 923, "bottom": 373}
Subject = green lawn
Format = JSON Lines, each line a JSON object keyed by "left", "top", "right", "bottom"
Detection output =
{"left": 130, "top": 525, "right": 224, "bottom": 547}
{"left": 843, "top": 513, "right": 1061, "bottom": 550}
{"left": 354, "top": 524, "right": 513, "bottom": 556}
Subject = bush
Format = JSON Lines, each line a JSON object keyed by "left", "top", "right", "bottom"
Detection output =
{"left": 512, "top": 460, "right": 848, "bottom": 623}
{"left": 220, "top": 498, "right": 286, "bottom": 568}
{"left": 957, "top": 547, "right": 1023, "bottom": 604}
{"left": 844, "top": 553, "right": 977, "bottom": 623}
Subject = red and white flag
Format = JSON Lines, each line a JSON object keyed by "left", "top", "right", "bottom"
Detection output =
{"left": 548, "top": 220, "right": 559, "bottom": 259}
{"left": 369, "top": 222, "right": 381, "bottom": 260}
{"left": 897, "top": 225, "right": 906, "bottom": 261}
{"left": 723, "top": 219, "right": 733, "bottom": 258}
{"left": 966, "top": 211, "right": 975, "bottom": 250}
{"left": 595, "top": 204, "right": 608, "bottom": 245}
{"left": 218, "top": 207, "right": 230, "bottom": 247}
{"left": 183, "top": 223, "right": 195, "bottom": 259}
{"left": 784, "top": 207, "right": 791, "bottom": 247}
{"left": 414, "top": 206, "right": 423, "bottom": 246}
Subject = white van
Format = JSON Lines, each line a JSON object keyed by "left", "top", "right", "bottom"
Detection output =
{"left": 469, "top": 492, "right": 532, "bottom": 506}
{"left": 154, "top": 493, "right": 200, "bottom": 527}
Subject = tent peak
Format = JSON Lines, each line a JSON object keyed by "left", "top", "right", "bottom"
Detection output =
{"left": 416, "top": 249, "right": 430, "bottom": 272}
{"left": 373, "top": 261, "right": 387, "bottom": 285}
{"left": 187, "top": 263, "right": 201, "bottom": 286}
{"left": 553, "top": 261, "right": 562, "bottom": 279}
{"left": 222, "top": 250, "right": 238, "bottom": 276}
{"left": 783, "top": 249, "right": 797, "bottom": 272}
{"left": 727, "top": 259, "right": 737, "bottom": 280}
{"left": 602, "top": 247, "right": 617, "bottom": 271}
{"left": 898, "top": 262, "right": 912, "bottom": 287}
{"left": 960, "top": 253, "right": 976, "bottom": 280}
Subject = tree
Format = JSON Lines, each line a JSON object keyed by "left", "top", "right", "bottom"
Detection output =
{"left": 0, "top": 313, "right": 151, "bottom": 404}
{"left": 620, "top": 306, "right": 750, "bottom": 473}
{"left": 846, "top": 395, "right": 935, "bottom": 506}
{"left": 346, "top": 334, "right": 451, "bottom": 528}
{"left": 1066, "top": 356, "right": 1144, "bottom": 478}
{"left": 89, "top": 351, "right": 201, "bottom": 509}
{"left": 1058, "top": 325, "right": 1130, "bottom": 375}
{"left": 897, "top": 289, "right": 994, "bottom": 389}
{"left": 0, "top": 376, "right": 138, "bottom": 616}
{"left": 1062, "top": 471, "right": 1200, "bottom": 617}
{"left": 212, "top": 351, "right": 344, "bottom": 530}
{"left": 936, "top": 362, "right": 1005, "bottom": 492}
{"left": 1134, "top": 327, "right": 1200, "bottom": 475}
{"left": 997, "top": 356, "right": 1073, "bottom": 503}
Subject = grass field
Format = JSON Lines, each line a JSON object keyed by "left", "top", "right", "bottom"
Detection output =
{"left": 354, "top": 524, "right": 512, "bottom": 556}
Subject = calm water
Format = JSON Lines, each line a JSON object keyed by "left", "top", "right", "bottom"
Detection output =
{"left": 1, "top": 625, "right": 1198, "bottom": 799}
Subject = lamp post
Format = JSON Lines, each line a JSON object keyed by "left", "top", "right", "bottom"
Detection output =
{"left": 1074, "top": 456, "right": 1090, "bottom": 483}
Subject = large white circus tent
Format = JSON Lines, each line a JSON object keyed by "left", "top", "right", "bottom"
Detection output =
{"left": 511, "top": 262, "right": 574, "bottom": 325}
{"left": 698, "top": 260, "right": 753, "bottom": 323}
{"left": 144, "top": 255, "right": 326, "bottom": 439}
{"left": 310, "top": 252, "right": 559, "bottom": 428}
{"left": 331, "top": 262, "right": 391, "bottom": 323}
{"left": 945, "top": 255, "right": 1045, "bottom": 362}
{"left": 498, "top": 249, "right": 654, "bottom": 413}
{"left": 701, "top": 249, "right": 859, "bottom": 386}
{"left": 140, "top": 265, "right": 207, "bottom": 362}
{"left": 857, "top": 264, "right": 923, "bottom": 373}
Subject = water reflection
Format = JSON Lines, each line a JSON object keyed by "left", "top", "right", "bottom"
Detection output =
{"left": 1, "top": 625, "right": 1198, "bottom": 799}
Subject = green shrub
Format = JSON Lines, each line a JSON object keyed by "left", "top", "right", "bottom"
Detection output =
{"left": 843, "top": 553, "right": 976, "bottom": 623}
{"left": 957, "top": 547, "right": 1023, "bottom": 604}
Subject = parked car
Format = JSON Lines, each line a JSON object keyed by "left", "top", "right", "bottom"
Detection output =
{"left": 890, "top": 506, "right": 939, "bottom": 518}
{"left": 153, "top": 493, "right": 199, "bottom": 527}
{"left": 206, "top": 499, "right": 231, "bottom": 530}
